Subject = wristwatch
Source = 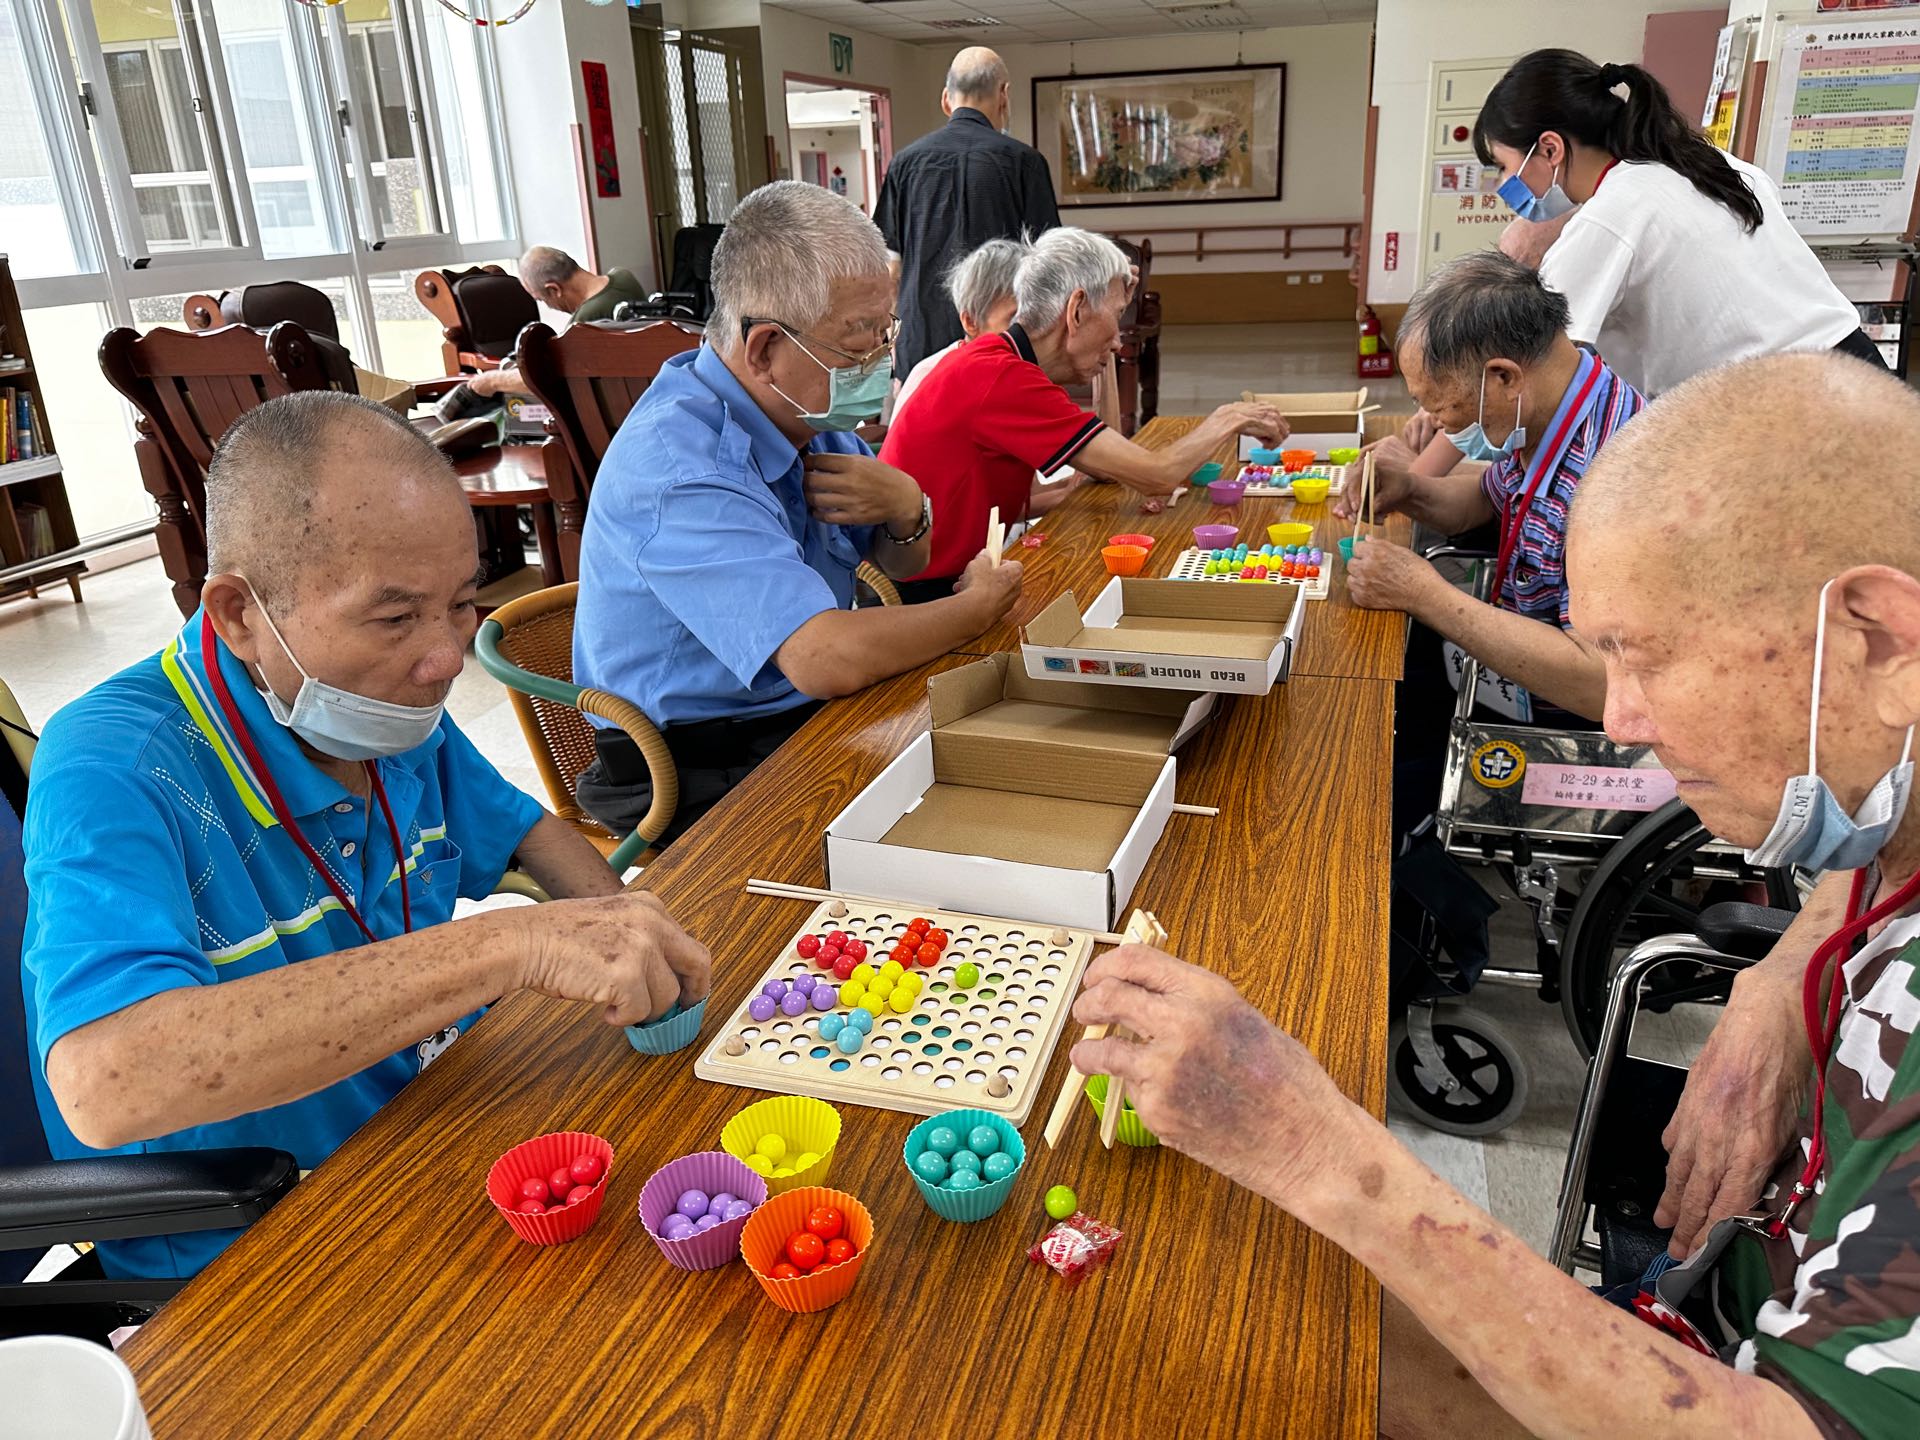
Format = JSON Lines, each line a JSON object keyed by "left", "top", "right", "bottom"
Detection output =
{"left": 884, "top": 493, "right": 933, "bottom": 545}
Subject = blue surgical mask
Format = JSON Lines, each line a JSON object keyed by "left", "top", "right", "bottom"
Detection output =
{"left": 1497, "top": 141, "right": 1576, "bottom": 222}
{"left": 770, "top": 329, "right": 893, "bottom": 431}
{"left": 246, "top": 585, "right": 446, "bottom": 762}
{"left": 1745, "top": 579, "right": 1916, "bottom": 872}
{"left": 1443, "top": 368, "right": 1528, "bottom": 463}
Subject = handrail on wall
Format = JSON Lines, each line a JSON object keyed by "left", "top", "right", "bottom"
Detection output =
{"left": 1109, "top": 220, "right": 1360, "bottom": 265}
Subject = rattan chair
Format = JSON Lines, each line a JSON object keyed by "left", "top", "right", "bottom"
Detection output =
{"left": 854, "top": 562, "right": 901, "bottom": 607}
{"left": 473, "top": 584, "right": 676, "bottom": 870}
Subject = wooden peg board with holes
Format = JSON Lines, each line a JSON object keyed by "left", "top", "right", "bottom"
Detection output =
{"left": 1238, "top": 462, "right": 1349, "bottom": 498}
{"left": 693, "top": 899, "right": 1097, "bottom": 1123}
{"left": 1167, "top": 546, "right": 1333, "bottom": 599}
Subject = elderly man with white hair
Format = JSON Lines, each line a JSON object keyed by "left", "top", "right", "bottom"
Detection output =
{"left": 573, "top": 182, "right": 1023, "bottom": 842}
{"left": 881, "top": 226, "right": 1285, "bottom": 600}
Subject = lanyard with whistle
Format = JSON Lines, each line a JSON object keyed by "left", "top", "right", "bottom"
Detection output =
{"left": 1772, "top": 862, "right": 1920, "bottom": 1236}
{"left": 1490, "top": 358, "right": 1603, "bottom": 610}
{"left": 199, "top": 611, "right": 412, "bottom": 943}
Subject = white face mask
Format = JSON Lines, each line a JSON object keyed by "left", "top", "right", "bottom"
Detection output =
{"left": 245, "top": 584, "right": 445, "bottom": 762}
{"left": 1745, "top": 578, "right": 1916, "bottom": 872}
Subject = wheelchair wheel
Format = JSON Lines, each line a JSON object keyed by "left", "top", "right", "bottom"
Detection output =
{"left": 1387, "top": 1009, "right": 1530, "bottom": 1137}
{"left": 1558, "top": 799, "right": 1800, "bottom": 1058}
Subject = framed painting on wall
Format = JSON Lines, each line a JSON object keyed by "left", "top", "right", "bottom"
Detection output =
{"left": 1031, "top": 65, "right": 1285, "bottom": 207}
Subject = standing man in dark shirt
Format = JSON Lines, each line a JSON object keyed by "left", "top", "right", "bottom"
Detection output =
{"left": 874, "top": 47, "right": 1061, "bottom": 379}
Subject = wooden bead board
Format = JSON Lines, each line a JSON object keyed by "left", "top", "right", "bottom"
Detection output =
{"left": 1238, "top": 462, "right": 1349, "bottom": 498}
{"left": 693, "top": 899, "right": 1096, "bottom": 1123}
{"left": 1166, "top": 546, "right": 1333, "bottom": 600}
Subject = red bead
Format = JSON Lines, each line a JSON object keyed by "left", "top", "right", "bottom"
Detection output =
{"left": 565, "top": 1184, "right": 594, "bottom": 1205}
{"left": 796, "top": 934, "right": 821, "bottom": 959}
{"left": 925, "top": 928, "right": 949, "bottom": 949}
{"left": 826, "top": 930, "right": 847, "bottom": 946}
{"left": 916, "top": 943, "right": 941, "bottom": 967}
{"left": 570, "top": 1153, "right": 604, "bottom": 1185}
{"left": 786, "top": 1231, "right": 826, "bottom": 1270}
{"left": 805, "top": 1205, "right": 844, "bottom": 1241}
{"left": 825, "top": 1237, "right": 854, "bottom": 1265}
{"left": 832, "top": 955, "right": 856, "bottom": 981}
{"left": 521, "top": 1177, "right": 551, "bottom": 1205}
{"left": 549, "top": 1167, "right": 573, "bottom": 1196}
{"left": 907, "top": 917, "right": 930, "bottom": 935}
{"left": 891, "top": 943, "right": 917, "bottom": 964}
{"left": 843, "top": 938, "right": 868, "bottom": 961}
{"left": 771, "top": 1262, "right": 800, "bottom": 1280}
{"left": 517, "top": 1197, "right": 546, "bottom": 1215}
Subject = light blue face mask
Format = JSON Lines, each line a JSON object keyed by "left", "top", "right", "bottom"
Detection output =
{"left": 769, "top": 327, "right": 893, "bottom": 431}
{"left": 1496, "top": 140, "right": 1577, "bottom": 223}
{"left": 1745, "top": 579, "right": 1916, "bottom": 872}
{"left": 247, "top": 585, "right": 446, "bottom": 762}
{"left": 1443, "top": 368, "right": 1528, "bottom": 463}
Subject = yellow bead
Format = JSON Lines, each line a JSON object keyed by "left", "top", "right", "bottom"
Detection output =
{"left": 771, "top": 1167, "right": 794, "bottom": 1178}
{"left": 849, "top": 962, "right": 876, "bottom": 987}
{"left": 859, "top": 995, "right": 886, "bottom": 1017}
{"left": 743, "top": 1153, "right": 774, "bottom": 1177}
{"left": 879, "top": 959, "right": 904, "bottom": 980}
{"left": 755, "top": 1132, "right": 786, "bottom": 1162}
{"left": 887, "top": 988, "right": 913, "bottom": 1014}
{"left": 839, "top": 981, "right": 865, "bottom": 1007}
{"left": 793, "top": 1151, "right": 821, "bottom": 1172}
{"left": 869, "top": 976, "right": 894, "bottom": 1000}
{"left": 900, "top": 973, "right": 922, "bottom": 995}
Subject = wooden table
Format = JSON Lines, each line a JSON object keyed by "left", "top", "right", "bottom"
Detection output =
{"left": 121, "top": 660, "right": 1395, "bottom": 1436}
{"left": 971, "top": 416, "right": 1412, "bottom": 682}
{"left": 453, "top": 440, "right": 563, "bottom": 588}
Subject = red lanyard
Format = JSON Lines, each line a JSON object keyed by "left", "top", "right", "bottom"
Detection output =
{"left": 1773, "top": 863, "right": 1920, "bottom": 1235}
{"left": 199, "top": 612, "right": 411, "bottom": 943}
{"left": 1490, "top": 360, "right": 1603, "bottom": 608}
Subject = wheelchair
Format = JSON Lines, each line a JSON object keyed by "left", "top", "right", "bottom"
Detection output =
{"left": 1389, "top": 548, "right": 1800, "bottom": 1136}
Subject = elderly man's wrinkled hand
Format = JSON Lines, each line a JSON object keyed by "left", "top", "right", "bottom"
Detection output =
{"left": 803, "top": 452, "right": 924, "bottom": 532}
{"left": 514, "top": 889, "right": 712, "bottom": 1028}
{"left": 1333, "top": 437, "right": 1417, "bottom": 521}
{"left": 1069, "top": 946, "right": 1353, "bottom": 1204}
{"left": 1345, "top": 536, "right": 1440, "bottom": 616}
{"left": 1402, "top": 409, "right": 1441, "bottom": 454}
{"left": 1498, "top": 210, "right": 1575, "bottom": 269}
{"left": 952, "top": 548, "right": 1023, "bottom": 623}
{"left": 1213, "top": 401, "right": 1288, "bottom": 446}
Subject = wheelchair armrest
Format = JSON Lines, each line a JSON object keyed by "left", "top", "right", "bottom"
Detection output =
{"left": 1420, "top": 543, "right": 1496, "bottom": 563}
{"left": 0, "top": 1148, "right": 298, "bottom": 1251}
{"left": 1693, "top": 901, "right": 1795, "bottom": 962}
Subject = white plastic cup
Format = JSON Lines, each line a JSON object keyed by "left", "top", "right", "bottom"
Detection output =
{"left": 0, "top": 1335, "right": 152, "bottom": 1439}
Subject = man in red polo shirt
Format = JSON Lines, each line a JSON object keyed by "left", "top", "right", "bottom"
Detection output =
{"left": 880, "top": 228, "right": 1285, "bottom": 601}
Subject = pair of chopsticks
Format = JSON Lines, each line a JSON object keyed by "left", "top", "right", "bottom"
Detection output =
{"left": 1350, "top": 448, "right": 1376, "bottom": 546}
{"left": 1042, "top": 908, "right": 1168, "bottom": 1150}
{"left": 986, "top": 506, "right": 1006, "bottom": 565}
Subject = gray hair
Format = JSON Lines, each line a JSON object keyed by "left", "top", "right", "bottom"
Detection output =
{"left": 945, "top": 237, "right": 1029, "bottom": 324}
{"left": 1013, "top": 227, "right": 1132, "bottom": 332}
{"left": 1401, "top": 252, "right": 1571, "bottom": 380}
{"left": 706, "top": 181, "right": 892, "bottom": 350}
{"left": 518, "top": 245, "right": 581, "bottom": 293}
{"left": 206, "top": 391, "right": 452, "bottom": 601}
{"left": 945, "top": 46, "right": 1008, "bottom": 103}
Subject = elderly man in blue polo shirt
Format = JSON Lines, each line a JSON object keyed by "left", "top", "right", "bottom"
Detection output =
{"left": 22, "top": 392, "right": 709, "bottom": 1280}
{"left": 573, "top": 180, "right": 1024, "bottom": 843}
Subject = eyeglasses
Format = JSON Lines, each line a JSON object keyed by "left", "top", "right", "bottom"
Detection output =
{"left": 742, "top": 315, "right": 898, "bottom": 374}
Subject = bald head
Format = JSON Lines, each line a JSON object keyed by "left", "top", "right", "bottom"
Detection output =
{"left": 945, "top": 47, "right": 1009, "bottom": 123}
{"left": 205, "top": 391, "right": 461, "bottom": 605}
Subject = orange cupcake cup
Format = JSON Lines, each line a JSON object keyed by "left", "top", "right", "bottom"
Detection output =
{"left": 738, "top": 1185, "right": 874, "bottom": 1313}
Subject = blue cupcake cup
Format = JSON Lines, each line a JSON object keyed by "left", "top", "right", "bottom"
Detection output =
{"left": 902, "top": 1109, "right": 1025, "bottom": 1222}
{"left": 625, "top": 997, "right": 706, "bottom": 1056}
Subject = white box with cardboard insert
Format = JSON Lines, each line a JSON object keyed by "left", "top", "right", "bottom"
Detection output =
{"left": 822, "top": 654, "right": 1213, "bottom": 931}
{"left": 1019, "top": 577, "right": 1305, "bottom": 696}
{"left": 1238, "top": 386, "right": 1371, "bottom": 458}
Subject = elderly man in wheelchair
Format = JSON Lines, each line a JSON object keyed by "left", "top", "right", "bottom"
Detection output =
{"left": 1070, "top": 351, "right": 1920, "bottom": 1438}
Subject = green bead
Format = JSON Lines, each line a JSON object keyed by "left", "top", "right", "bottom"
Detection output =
{"left": 949, "top": 1149, "right": 982, "bottom": 1175}
{"left": 913, "top": 1150, "right": 949, "bottom": 1184}
{"left": 925, "top": 1125, "right": 961, "bottom": 1157}
{"left": 954, "top": 962, "right": 981, "bottom": 989}
{"left": 945, "top": 1169, "right": 983, "bottom": 1192}
{"left": 1044, "top": 1184, "right": 1078, "bottom": 1220}
{"left": 982, "top": 1151, "right": 1018, "bottom": 1182}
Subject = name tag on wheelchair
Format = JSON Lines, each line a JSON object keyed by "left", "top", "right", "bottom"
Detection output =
{"left": 1443, "top": 642, "right": 1533, "bottom": 722}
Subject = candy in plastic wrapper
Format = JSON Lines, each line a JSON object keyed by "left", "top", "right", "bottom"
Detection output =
{"left": 1027, "top": 1210, "right": 1123, "bottom": 1282}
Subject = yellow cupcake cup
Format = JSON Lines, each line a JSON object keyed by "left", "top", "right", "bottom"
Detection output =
{"left": 720, "top": 1095, "right": 841, "bottom": 1198}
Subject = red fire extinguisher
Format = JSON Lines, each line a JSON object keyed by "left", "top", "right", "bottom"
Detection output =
{"left": 1357, "top": 306, "right": 1396, "bottom": 379}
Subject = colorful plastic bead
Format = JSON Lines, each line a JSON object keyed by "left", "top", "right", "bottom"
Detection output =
{"left": 1045, "top": 1184, "right": 1078, "bottom": 1220}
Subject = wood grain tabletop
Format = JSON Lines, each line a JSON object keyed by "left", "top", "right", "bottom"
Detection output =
{"left": 120, "top": 653, "right": 1396, "bottom": 1438}
{"left": 959, "top": 415, "right": 1412, "bottom": 683}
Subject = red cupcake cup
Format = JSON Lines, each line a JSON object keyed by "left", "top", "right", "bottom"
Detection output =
{"left": 485, "top": 1131, "right": 614, "bottom": 1245}
{"left": 739, "top": 1186, "right": 874, "bottom": 1313}
{"left": 637, "top": 1151, "right": 767, "bottom": 1271}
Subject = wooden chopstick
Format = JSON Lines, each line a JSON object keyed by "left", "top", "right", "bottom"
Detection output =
{"left": 1043, "top": 908, "right": 1166, "bottom": 1149}
{"left": 986, "top": 505, "right": 1004, "bottom": 565}
{"left": 1098, "top": 910, "right": 1167, "bottom": 1149}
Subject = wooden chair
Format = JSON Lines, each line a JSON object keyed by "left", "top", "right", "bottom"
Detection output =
{"left": 182, "top": 282, "right": 339, "bottom": 342}
{"left": 415, "top": 265, "right": 537, "bottom": 374}
{"left": 473, "top": 583, "right": 676, "bottom": 868}
{"left": 98, "top": 323, "right": 342, "bottom": 617}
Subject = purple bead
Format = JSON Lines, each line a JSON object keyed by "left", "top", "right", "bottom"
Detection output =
{"left": 792, "top": 973, "right": 818, "bottom": 995}
{"left": 707, "top": 1191, "right": 737, "bottom": 1217}
{"left": 747, "top": 995, "right": 777, "bottom": 1022}
{"left": 780, "top": 990, "right": 809, "bottom": 1016}
{"left": 676, "top": 1188, "right": 710, "bottom": 1220}
{"left": 693, "top": 1213, "right": 721, "bottom": 1232}
{"left": 661, "top": 1212, "right": 695, "bottom": 1240}
{"left": 762, "top": 979, "right": 789, "bottom": 1001}
{"left": 810, "top": 986, "right": 834, "bottom": 1011}
{"left": 722, "top": 1199, "right": 755, "bottom": 1222}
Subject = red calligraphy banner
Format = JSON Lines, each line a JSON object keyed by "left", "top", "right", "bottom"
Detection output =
{"left": 582, "top": 60, "right": 620, "bottom": 198}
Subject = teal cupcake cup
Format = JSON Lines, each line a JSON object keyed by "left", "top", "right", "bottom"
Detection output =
{"left": 625, "top": 997, "right": 706, "bottom": 1056}
{"left": 902, "top": 1109, "right": 1025, "bottom": 1222}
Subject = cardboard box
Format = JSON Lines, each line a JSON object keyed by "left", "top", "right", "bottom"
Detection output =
{"left": 1020, "top": 577, "right": 1304, "bottom": 696}
{"left": 823, "top": 654, "right": 1192, "bottom": 930}
{"left": 353, "top": 367, "right": 416, "bottom": 414}
{"left": 1239, "top": 386, "right": 1370, "bottom": 459}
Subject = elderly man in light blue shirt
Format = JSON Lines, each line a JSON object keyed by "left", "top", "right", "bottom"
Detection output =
{"left": 574, "top": 181, "right": 1024, "bottom": 843}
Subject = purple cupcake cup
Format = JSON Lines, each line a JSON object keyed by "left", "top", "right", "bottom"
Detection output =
{"left": 638, "top": 1152, "right": 767, "bottom": 1271}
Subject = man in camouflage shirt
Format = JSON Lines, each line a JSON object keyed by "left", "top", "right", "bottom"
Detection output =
{"left": 1061, "top": 352, "right": 1920, "bottom": 1437}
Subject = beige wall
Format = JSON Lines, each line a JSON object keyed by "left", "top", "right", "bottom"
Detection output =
{"left": 758, "top": 6, "right": 946, "bottom": 178}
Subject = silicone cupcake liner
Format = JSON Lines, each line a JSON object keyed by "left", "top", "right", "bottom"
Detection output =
{"left": 901, "top": 1109, "right": 1025, "bottom": 1222}
{"left": 485, "top": 1130, "right": 615, "bottom": 1244}
{"left": 1082, "top": 1075, "right": 1160, "bottom": 1148}
{"left": 719, "top": 1095, "right": 841, "bottom": 1198}
{"left": 1268, "top": 522, "right": 1314, "bottom": 547}
{"left": 739, "top": 1186, "right": 874, "bottom": 1313}
{"left": 624, "top": 997, "right": 706, "bottom": 1056}
{"left": 636, "top": 1151, "right": 767, "bottom": 1271}
{"left": 1190, "top": 461, "right": 1224, "bottom": 485}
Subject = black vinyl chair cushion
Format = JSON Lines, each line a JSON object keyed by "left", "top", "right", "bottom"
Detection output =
{"left": 0, "top": 1148, "right": 298, "bottom": 1251}
{"left": 1694, "top": 901, "right": 1796, "bottom": 961}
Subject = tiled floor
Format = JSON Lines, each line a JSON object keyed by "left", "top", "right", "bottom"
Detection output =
{"left": 0, "top": 322, "right": 1592, "bottom": 1264}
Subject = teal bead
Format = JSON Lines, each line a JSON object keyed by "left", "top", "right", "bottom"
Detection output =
{"left": 913, "top": 1150, "right": 950, "bottom": 1183}
{"left": 967, "top": 1124, "right": 1000, "bottom": 1157}
{"left": 982, "top": 1151, "right": 1018, "bottom": 1182}
{"left": 846, "top": 1008, "right": 874, "bottom": 1034}
{"left": 949, "top": 1149, "right": 982, "bottom": 1175}
{"left": 945, "top": 1168, "right": 983, "bottom": 1192}
{"left": 925, "top": 1125, "right": 961, "bottom": 1158}
{"left": 817, "top": 1013, "right": 844, "bottom": 1040}
{"left": 835, "top": 1026, "right": 864, "bottom": 1054}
